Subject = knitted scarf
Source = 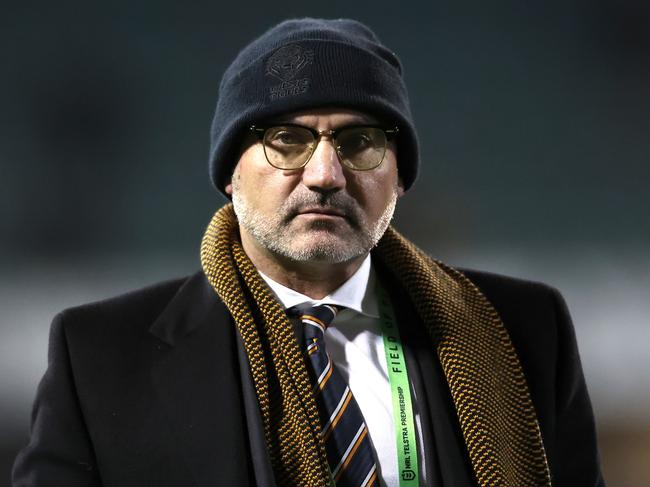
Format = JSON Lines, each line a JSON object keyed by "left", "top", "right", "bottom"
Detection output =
{"left": 200, "top": 204, "right": 551, "bottom": 487}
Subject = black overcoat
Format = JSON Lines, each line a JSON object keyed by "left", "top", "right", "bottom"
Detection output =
{"left": 12, "top": 268, "right": 605, "bottom": 486}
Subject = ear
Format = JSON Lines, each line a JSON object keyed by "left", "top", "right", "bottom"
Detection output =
{"left": 396, "top": 177, "right": 405, "bottom": 198}
{"left": 225, "top": 162, "right": 241, "bottom": 197}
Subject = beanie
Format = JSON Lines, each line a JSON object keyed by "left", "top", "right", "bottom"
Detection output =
{"left": 208, "top": 17, "right": 419, "bottom": 195}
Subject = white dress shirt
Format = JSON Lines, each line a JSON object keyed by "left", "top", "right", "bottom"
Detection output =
{"left": 258, "top": 255, "right": 427, "bottom": 486}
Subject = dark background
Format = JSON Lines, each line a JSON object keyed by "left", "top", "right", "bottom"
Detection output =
{"left": 2, "top": 1, "right": 649, "bottom": 485}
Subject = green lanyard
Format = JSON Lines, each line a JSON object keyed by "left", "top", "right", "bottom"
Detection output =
{"left": 376, "top": 282, "right": 420, "bottom": 486}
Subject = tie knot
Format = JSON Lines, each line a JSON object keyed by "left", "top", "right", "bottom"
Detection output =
{"left": 291, "top": 304, "right": 340, "bottom": 340}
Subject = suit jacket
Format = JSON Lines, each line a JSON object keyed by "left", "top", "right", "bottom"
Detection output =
{"left": 12, "top": 268, "right": 605, "bottom": 486}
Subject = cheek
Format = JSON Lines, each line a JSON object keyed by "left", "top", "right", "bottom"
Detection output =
{"left": 237, "top": 162, "right": 298, "bottom": 212}
{"left": 346, "top": 161, "right": 399, "bottom": 215}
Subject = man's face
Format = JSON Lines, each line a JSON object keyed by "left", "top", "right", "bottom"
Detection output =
{"left": 226, "top": 108, "right": 404, "bottom": 264}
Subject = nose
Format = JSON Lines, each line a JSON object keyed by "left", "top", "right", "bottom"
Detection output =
{"left": 300, "top": 137, "right": 346, "bottom": 192}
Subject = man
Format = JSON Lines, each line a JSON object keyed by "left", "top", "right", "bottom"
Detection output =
{"left": 13, "top": 18, "right": 605, "bottom": 487}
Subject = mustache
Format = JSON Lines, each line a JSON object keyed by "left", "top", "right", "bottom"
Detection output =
{"left": 281, "top": 190, "right": 362, "bottom": 228}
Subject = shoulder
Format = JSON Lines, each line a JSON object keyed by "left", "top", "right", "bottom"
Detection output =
{"left": 51, "top": 272, "right": 202, "bottom": 348}
{"left": 457, "top": 267, "right": 569, "bottom": 325}
{"left": 459, "top": 267, "right": 562, "bottom": 307}
{"left": 456, "top": 266, "right": 569, "bottom": 339}
{"left": 456, "top": 266, "right": 571, "bottom": 368}
{"left": 58, "top": 275, "right": 189, "bottom": 324}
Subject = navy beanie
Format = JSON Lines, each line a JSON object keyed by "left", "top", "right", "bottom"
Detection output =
{"left": 208, "top": 18, "right": 419, "bottom": 195}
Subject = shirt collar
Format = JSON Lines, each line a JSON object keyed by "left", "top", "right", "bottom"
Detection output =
{"left": 258, "top": 254, "right": 379, "bottom": 318}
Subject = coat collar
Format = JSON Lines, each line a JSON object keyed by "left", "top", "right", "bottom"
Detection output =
{"left": 149, "top": 270, "right": 226, "bottom": 346}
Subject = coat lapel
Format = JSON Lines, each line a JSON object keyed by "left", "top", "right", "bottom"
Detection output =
{"left": 148, "top": 271, "right": 253, "bottom": 486}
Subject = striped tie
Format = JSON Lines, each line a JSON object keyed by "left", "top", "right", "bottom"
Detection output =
{"left": 293, "top": 304, "right": 378, "bottom": 487}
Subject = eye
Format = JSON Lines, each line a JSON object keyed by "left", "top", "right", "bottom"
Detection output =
{"left": 266, "top": 127, "right": 311, "bottom": 147}
{"left": 338, "top": 131, "right": 373, "bottom": 154}
{"left": 275, "top": 131, "right": 299, "bottom": 145}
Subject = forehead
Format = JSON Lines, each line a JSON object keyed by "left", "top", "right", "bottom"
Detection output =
{"left": 265, "top": 107, "right": 380, "bottom": 127}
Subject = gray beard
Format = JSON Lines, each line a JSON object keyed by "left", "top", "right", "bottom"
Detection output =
{"left": 231, "top": 184, "right": 398, "bottom": 265}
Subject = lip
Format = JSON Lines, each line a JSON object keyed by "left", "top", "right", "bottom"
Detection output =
{"left": 296, "top": 207, "right": 347, "bottom": 219}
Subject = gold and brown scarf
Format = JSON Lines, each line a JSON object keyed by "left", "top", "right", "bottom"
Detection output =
{"left": 200, "top": 204, "right": 551, "bottom": 486}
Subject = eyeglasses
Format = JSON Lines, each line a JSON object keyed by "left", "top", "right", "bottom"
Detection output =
{"left": 249, "top": 123, "right": 399, "bottom": 171}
